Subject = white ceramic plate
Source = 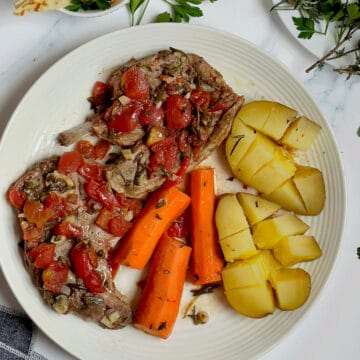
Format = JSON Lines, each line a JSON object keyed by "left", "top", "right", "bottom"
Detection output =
{"left": 0, "top": 24, "right": 345, "bottom": 360}
{"left": 272, "top": 0, "right": 360, "bottom": 68}
{"left": 59, "top": 0, "right": 129, "bottom": 17}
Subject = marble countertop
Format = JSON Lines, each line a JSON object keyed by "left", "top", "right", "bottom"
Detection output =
{"left": 1, "top": 1, "right": 359, "bottom": 359}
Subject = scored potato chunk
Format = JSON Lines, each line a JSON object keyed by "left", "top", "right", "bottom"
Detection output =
{"left": 224, "top": 283, "right": 275, "bottom": 318}
{"left": 269, "top": 268, "right": 311, "bottom": 311}
{"left": 236, "top": 192, "right": 280, "bottom": 226}
{"left": 234, "top": 133, "right": 276, "bottom": 181}
{"left": 252, "top": 214, "right": 309, "bottom": 249}
{"left": 225, "top": 120, "right": 257, "bottom": 170}
{"left": 219, "top": 228, "right": 257, "bottom": 262}
{"left": 281, "top": 116, "right": 322, "bottom": 150}
{"left": 252, "top": 250, "right": 282, "bottom": 279}
{"left": 235, "top": 101, "right": 273, "bottom": 130}
{"left": 293, "top": 166, "right": 326, "bottom": 215}
{"left": 215, "top": 194, "right": 249, "bottom": 240}
{"left": 263, "top": 179, "right": 307, "bottom": 215}
{"left": 222, "top": 258, "right": 266, "bottom": 290}
{"left": 250, "top": 150, "right": 296, "bottom": 194}
{"left": 272, "top": 235, "right": 322, "bottom": 266}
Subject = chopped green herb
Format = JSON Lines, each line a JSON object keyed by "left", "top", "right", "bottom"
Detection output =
{"left": 67, "top": 0, "right": 111, "bottom": 11}
{"left": 357, "top": 247, "right": 360, "bottom": 259}
{"left": 190, "top": 283, "right": 219, "bottom": 296}
{"left": 230, "top": 134, "right": 245, "bottom": 156}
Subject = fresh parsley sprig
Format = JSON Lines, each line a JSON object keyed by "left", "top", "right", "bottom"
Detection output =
{"left": 271, "top": 0, "right": 360, "bottom": 78}
{"left": 129, "top": 0, "right": 217, "bottom": 25}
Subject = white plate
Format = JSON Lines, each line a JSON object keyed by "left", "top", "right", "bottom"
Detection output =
{"left": 0, "top": 24, "right": 345, "bottom": 360}
{"left": 272, "top": 1, "right": 360, "bottom": 69}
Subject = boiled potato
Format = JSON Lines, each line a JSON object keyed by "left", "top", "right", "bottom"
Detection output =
{"left": 224, "top": 283, "right": 275, "bottom": 318}
{"left": 263, "top": 179, "right": 307, "bottom": 215}
{"left": 281, "top": 116, "right": 321, "bottom": 150}
{"left": 215, "top": 194, "right": 249, "bottom": 240}
{"left": 252, "top": 214, "right": 310, "bottom": 249}
{"left": 272, "top": 235, "right": 322, "bottom": 266}
{"left": 252, "top": 250, "right": 282, "bottom": 279}
{"left": 237, "top": 101, "right": 297, "bottom": 141}
{"left": 236, "top": 192, "right": 280, "bottom": 226}
{"left": 250, "top": 150, "right": 296, "bottom": 194}
{"left": 234, "top": 133, "right": 276, "bottom": 181}
{"left": 269, "top": 268, "right": 311, "bottom": 311}
{"left": 261, "top": 103, "right": 298, "bottom": 141}
{"left": 219, "top": 228, "right": 257, "bottom": 262}
{"left": 293, "top": 166, "right": 325, "bottom": 215}
{"left": 222, "top": 257, "right": 266, "bottom": 290}
{"left": 225, "top": 119, "right": 257, "bottom": 170}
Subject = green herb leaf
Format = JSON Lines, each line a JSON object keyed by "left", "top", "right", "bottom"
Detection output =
{"left": 293, "top": 16, "right": 316, "bottom": 39}
{"left": 130, "top": 0, "right": 146, "bottom": 14}
{"left": 156, "top": 11, "right": 172, "bottom": 22}
{"left": 357, "top": 247, "right": 360, "bottom": 259}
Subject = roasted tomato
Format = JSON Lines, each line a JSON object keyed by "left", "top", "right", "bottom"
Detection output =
{"left": 53, "top": 221, "right": 83, "bottom": 240}
{"left": 8, "top": 186, "right": 26, "bottom": 210}
{"left": 139, "top": 101, "right": 164, "bottom": 126}
{"left": 42, "top": 261, "right": 69, "bottom": 294}
{"left": 121, "top": 66, "right": 150, "bottom": 100}
{"left": 76, "top": 140, "right": 95, "bottom": 159}
{"left": 78, "top": 162, "right": 104, "bottom": 183}
{"left": 23, "top": 200, "right": 54, "bottom": 228}
{"left": 91, "top": 81, "right": 111, "bottom": 109}
{"left": 167, "top": 212, "right": 189, "bottom": 241}
{"left": 93, "top": 140, "right": 110, "bottom": 160}
{"left": 43, "top": 192, "right": 78, "bottom": 220}
{"left": 190, "top": 88, "right": 211, "bottom": 110}
{"left": 108, "top": 102, "right": 141, "bottom": 133}
{"left": 70, "top": 242, "right": 104, "bottom": 294}
{"left": 108, "top": 214, "right": 132, "bottom": 237}
{"left": 28, "top": 243, "right": 55, "bottom": 269}
{"left": 165, "top": 94, "right": 192, "bottom": 130}
{"left": 58, "top": 151, "right": 84, "bottom": 174}
{"left": 148, "top": 136, "right": 179, "bottom": 176}
{"left": 84, "top": 179, "right": 119, "bottom": 210}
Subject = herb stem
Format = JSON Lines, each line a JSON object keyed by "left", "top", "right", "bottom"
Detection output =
{"left": 135, "top": 0, "right": 151, "bottom": 25}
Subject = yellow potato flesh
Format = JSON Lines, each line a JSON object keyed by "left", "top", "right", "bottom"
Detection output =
{"left": 272, "top": 235, "right": 322, "bottom": 266}
{"left": 293, "top": 166, "right": 326, "bottom": 215}
{"left": 236, "top": 101, "right": 273, "bottom": 130}
{"left": 250, "top": 150, "right": 297, "bottom": 194}
{"left": 252, "top": 214, "right": 309, "bottom": 249}
{"left": 281, "top": 116, "right": 322, "bottom": 150}
{"left": 236, "top": 192, "right": 280, "bottom": 226}
{"left": 215, "top": 194, "right": 249, "bottom": 240}
{"left": 225, "top": 283, "right": 275, "bottom": 318}
{"left": 225, "top": 120, "right": 257, "bottom": 170}
{"left": 252, "top": 250, "right": 282, "bottom": 279}
{"left": 261, "top": 103, "right": 297, "bottom": 141}
{"left": 222, "top": 257, "right": 266, "bottom": 290}
{"left": 263, "top": 179, "right": 307, "bottom": 215}
{"left": 270, "top": 268, "right": 311, "bottom": 311}
{"left": 219, "top": 228, "right": 257, "bottom": 262}
{"left": 235, "top": 133, "right": 276, "bottom": 181}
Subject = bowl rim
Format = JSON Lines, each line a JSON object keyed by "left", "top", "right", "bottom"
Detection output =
{"left": 59, "top": 0, "right": 129, "bottom": 18}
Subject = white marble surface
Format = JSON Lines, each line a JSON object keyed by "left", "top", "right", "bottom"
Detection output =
{"left": 1, "top": 0, "right": 359, "bottom": 359}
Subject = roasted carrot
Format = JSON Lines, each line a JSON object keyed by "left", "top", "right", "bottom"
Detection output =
{"left": 110, "top": 186, "right": 191, "bottom": 272}
{"left": 189, "top": 168, "right": 224, "bottom": 285}
{"left": 134, "top": 233, "right": 191, "bottom": 339}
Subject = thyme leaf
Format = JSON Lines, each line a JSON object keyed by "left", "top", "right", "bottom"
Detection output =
{"left": 230, "top": 134, "right": 245, "bottom": 156}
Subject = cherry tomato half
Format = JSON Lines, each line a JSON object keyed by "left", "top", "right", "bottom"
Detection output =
{"left": 139, "top": 101, "right": 164, "bottom": 126}
{"left": 165, "top": 95, "right": 192, "bottom": 130}
{"left": 121, "top": 66, "right": 150, "bottom": 100}
{"left": 108, "top": 102, "right": 141, "bottom": 133}
{"left": 58, "top": 151, "right": 84, "bottom": 174}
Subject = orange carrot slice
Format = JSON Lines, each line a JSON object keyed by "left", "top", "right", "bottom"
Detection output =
{"left": 134, "top": 234, "right": 191, "bottom": 339}
{"left": 189, "top": 168, "right": 224, "bottom": 285}
{"left": 110, "top": 186, "right": 191, "bottom": 271}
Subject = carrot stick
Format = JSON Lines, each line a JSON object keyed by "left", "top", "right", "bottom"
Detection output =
{"left": 134, "top": 233, "right": 191, "bottom": 339}
{"left": 189, "top": 168, "right": 224, "bottom": 285}
{"left": 110, "top": 186, "right": 191, "bottom": 272}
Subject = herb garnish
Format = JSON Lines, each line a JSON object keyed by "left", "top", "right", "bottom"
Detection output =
{"left": 230, "top": 134, "right": 245, "bottom": 156}
{"left": 67, "top": 0, "right": 111, "bottom": 11}
{"left": 271, "top": 0, "right": 360, "bottom": 78}
{"left": 357, "top": 247, "right": 360, "bottom": 259}
{"left": 190, "top": 283, "right": 219, "bottom": 296}
{"left": 129, "top": 0, "right": 217, "bottom": 26}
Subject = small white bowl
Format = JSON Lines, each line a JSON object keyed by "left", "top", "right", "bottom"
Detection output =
{"left": 59, "top": 0, "right": 129, "bottom": 18}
